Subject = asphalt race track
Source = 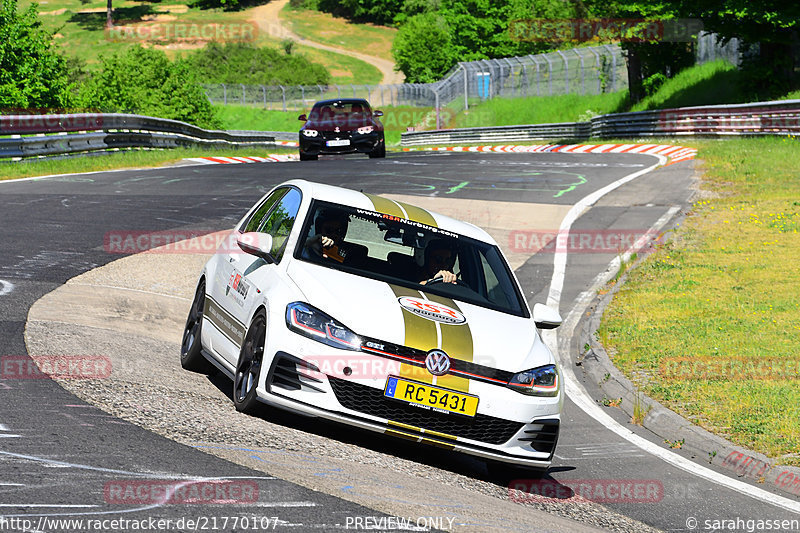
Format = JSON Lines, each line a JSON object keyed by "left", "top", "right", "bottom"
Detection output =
{"left": 1, "top": 151, "right": 798, "bottom": 532}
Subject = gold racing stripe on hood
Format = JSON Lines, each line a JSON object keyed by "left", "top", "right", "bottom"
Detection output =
{"left": 423, "top": 293, "right": 473, "bottom": 393}
{"left": 364, "top": 193, "right": 438, "bottom": 227}
{"left": 389, "top": 284, "right": 435, "bottom": 384}
{"left": 394, "top": 200, "right": 438, "bottom": 227}
{"left": 364, "top": 193, "right": 404, "bottom": 218}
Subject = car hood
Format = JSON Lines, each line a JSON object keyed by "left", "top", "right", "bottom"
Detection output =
{"left": 286, "top": 261, "right": 551, "bottom": 373}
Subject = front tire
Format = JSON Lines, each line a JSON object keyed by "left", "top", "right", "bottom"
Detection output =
{"left": 299, "top": 152, "right": 318, "bottom": 161}
{"left": 181, "top": 280, "right": 214, "bottom": 374}
{"left": 233, "top": 310, "right": 267, "bottom": 413}
{"left": 368, "top": 143, "right": 385, "bottom": 159}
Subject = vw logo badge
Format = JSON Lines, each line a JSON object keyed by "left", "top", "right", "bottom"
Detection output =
{"left": 425, "top": 350, "right": 451, "bottom": 376}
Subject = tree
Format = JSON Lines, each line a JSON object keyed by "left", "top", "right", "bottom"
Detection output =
{"left": 76, "top": 46, "right": 219, "bottom": 129}
{"left": 685, "top": 0, "right": 800, "bottom": 94}
{"left": 0, "top": 0, "right": 72, "bottom": 109}
{"left": 392, "top": 12, "right": 456, "bottom": 82}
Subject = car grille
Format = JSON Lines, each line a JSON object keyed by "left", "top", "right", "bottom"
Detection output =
{"left": 519, "top": 418, "right": 559, "bottom": 457}
{"left": 328, "top": 377, "right": 524, "bottom": 445}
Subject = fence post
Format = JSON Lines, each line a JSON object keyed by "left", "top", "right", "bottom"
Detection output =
{"left": 604, "top": 45, "right": 617, "bottom": 91}
{"left": 544, "top": 54, "right": 553, "bottom": 95}
{"left": 434, "top": 88, "right": 440, "bottom": 130}
{"left": 261, "top": 85, "right": 267, "bottom": 108}
{"left": 351, "top": 84, "right": 356, "bottom": 97}
{"left": 575, "top": 49, "right": 585, "bottom": 94}
{"left": 556, "top": 50, "right": 569, "bottom": 94}
{"left": 241, "top": 84, "right": 246, "bottom": 105}
{"left": 337, "top": 85, "right": 341, "bottom": 98}
{"left": 588, "top": 47, "right": 601, "bottom": 94}
{"left": 300, "top": 85, "right": 305, "bottom": 108}
{"left": 222, "top": 83, "right": 227, "bottom": 105}
{"left": 462, "top": 65, "right": 469, "bottom": 111}
{"left": 281, "top": 86, "right": 286, "bottom": 112}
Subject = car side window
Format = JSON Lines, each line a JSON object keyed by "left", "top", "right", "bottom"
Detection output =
{"left": 256, "top": 188, "right": 302, "bottom": 262}
{"left": 242, "top": 188, "right": 288, "bottom": 234}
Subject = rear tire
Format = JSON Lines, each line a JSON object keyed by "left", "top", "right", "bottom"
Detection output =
{"left": 233, "top": 310, "right": 267, "bottom": 413}
{"left": 180, "top": 280, "right": 214, "bottom": 374}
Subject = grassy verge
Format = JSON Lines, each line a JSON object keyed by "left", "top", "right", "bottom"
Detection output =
{"left": 24, "top": 0, "right": 382, "bottom": 84}
{"left": 0, "top": 146, "right": 295, "bottom": 181}
{"left": 282, "top": 3, "right": 396, "bottom": 63}
{"left": 597, "top": 137, "right": 800, "bottom": 465}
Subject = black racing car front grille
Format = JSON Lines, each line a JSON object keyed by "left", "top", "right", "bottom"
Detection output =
{"left": 328, "top": 377, "right": 524, "bottom": 445}
{"left": 519, "top": 418, "right": 559, "bottom": 457}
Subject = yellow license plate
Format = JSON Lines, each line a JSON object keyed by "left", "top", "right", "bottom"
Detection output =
{"left": 384, "top": 376, "right": 479, "bottom": 417}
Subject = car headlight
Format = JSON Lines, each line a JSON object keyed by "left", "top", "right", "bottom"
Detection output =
{"left": 302, "top": 129, "right": 319, "bottom": 137}
{"left": 507, "top": 364, "right": 559, "bottom": 396}
{"left": 357, "top": 126, "right": 374, "bottom": 134}
{"left": 286, "top": 302, "right": 361, "bottom": 350}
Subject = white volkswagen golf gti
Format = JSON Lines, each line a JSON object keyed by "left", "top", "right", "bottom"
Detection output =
{"left": 181, "top": 179, "right": 563, "bottom": 471}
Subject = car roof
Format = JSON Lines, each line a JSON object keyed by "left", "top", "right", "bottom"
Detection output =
{"left": 311, "top": 98, "right": 371, "bottom": 107}
{"left": 283, "top": 179, "right": 495, "bottom": 245}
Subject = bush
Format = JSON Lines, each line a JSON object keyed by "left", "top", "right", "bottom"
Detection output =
{"left": 392, "top": 13, "right": 456, "bottom": 83}
{"left": 183, "top": 42, "right": 331, "bottom": 86}
{"left": 0, "top": 0, "right": 72, "bottom": 109}
{"left": 76, "top": 46, "right": 219, "bottom": 129}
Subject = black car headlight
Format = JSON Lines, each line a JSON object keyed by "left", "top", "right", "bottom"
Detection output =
{"left": 357, "top": 126, "right": 374, "bottom": 134}
{"left": 286, "top": 302, "right": 361, "bottom": 350}
{"left": 507, "top": 364, "right": 559, "bottom": 397}
{"left": 302, "top": 129, "right": 319, "bottom": 137}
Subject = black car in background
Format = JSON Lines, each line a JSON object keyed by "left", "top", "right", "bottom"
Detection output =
{"left": 298, "top": 98, "right": 385, "bottom": 160}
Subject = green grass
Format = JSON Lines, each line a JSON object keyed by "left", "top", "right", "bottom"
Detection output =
{"left": 597, "top": 137, "right": 800, "bottom": 465}
{"left": 0, "top": 146, "right": 295, "bottom": 181}
{"left": 214, "top": 105, "right": 306, "bottom": 131}
{"left": 24, "top": 0, "right": 382, "bottom": 84}
{"left": 631, "top": 60, "right": 745, "bottom": 111}
{"left": 454, "top": 92, "right": 629, "bottom": 128}
{"left": 282, "top": 3, "right": 396, "bottom": 63}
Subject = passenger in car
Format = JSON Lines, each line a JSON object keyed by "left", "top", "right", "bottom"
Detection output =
{"left": 418, "top": 239, "right": 457, "bottom": 284}
{"left": 304, "top": 209, "right": 366, "bottom": 266}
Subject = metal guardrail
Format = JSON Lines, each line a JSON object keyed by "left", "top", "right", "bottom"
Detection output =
{"left": 0, "top": 113, "right": 278, "bottom": 159}
{"left": 401, "top": 99, "right": 800, "bottom": 145}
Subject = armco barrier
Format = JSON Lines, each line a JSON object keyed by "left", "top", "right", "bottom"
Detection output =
{"left": 0, "top": 113, "right": 279, "bottom": 159}
{"left": 401, "top": 99, "right": 800, "bottom": 146}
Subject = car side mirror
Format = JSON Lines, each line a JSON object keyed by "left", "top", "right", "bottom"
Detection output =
{"left": 237, "top": 232, "right": 275, "bottom": 264}
{"left": 298, "top": 114, "right": 307, "bottom": 121}
{"left": 533, "top": 303, "right": 562, "bottom": 329}
{"left": 373, "top": 110, "right": 383, "bottom": 117}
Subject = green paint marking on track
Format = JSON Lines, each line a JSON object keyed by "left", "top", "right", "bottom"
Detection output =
{"left": 447, "top": 181, "right": 470, "bottom": 194}
{"left": 553, "top": 174, "right": 587, "bottom": 198}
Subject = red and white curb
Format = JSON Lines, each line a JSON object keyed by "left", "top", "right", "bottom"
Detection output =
{"left": 403, "top": 143, "right": 697, "bottom": 166}
{"left": 274, "top": 140, "right": 299, "bottom": 147}
{"left": 185, "top": 154, "right": 299, "bottom": 165}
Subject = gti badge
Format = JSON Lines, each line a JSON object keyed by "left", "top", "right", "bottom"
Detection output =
{"left": 334, "top": 126, "right": 340, "bottom": 133}
{"left": 425, "top": 350, "right": 451, "bottom": 376}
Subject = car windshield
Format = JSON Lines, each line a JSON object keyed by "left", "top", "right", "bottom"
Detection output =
{"left": 294, "top": 200, "right": 529, "bottom": 317}
{"left": 309, "top": 101, "right": 370, "bottom": 120}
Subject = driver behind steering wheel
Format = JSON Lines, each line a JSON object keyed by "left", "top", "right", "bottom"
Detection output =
{"left": 418, "top": 239, "right": 457, "bottom": 285}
